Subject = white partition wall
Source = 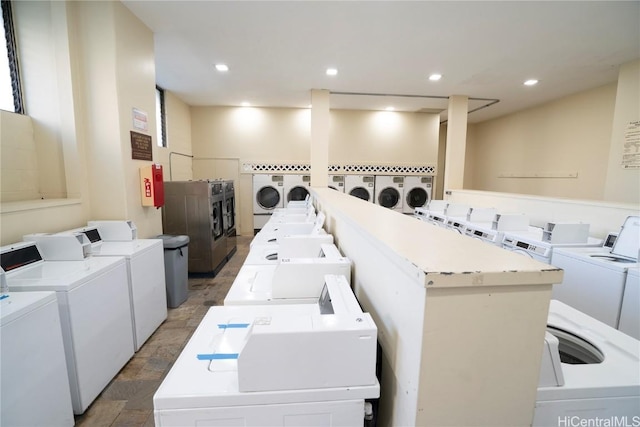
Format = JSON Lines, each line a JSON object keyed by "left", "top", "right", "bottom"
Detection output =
{"left": 312, "top": 187, "right": 562, "bottom": 426}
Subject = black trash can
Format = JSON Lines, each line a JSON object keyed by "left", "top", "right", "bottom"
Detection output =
{"left": 156, "top": 234, "right": 189, "bottom": 308}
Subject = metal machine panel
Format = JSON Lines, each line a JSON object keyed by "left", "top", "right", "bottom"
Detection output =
{"left": 163, "top": 181, "right": 227, "bottom": 274}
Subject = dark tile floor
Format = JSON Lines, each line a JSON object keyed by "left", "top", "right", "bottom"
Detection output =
{"left": 74, "top": 236, "right": 251, "bottom": 427}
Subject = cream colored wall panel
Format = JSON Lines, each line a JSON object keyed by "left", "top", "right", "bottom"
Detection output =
{"left": 467, "top": 84, "right": 616, "bottom": 200}
{"left": 329, "top": 110, "right": 439, "bottom": 164}
{"left": 191, "top": 106, "right": 311, "bottom": 161}
{"left": 113, "top": 1, "right": 162, "bottom": 239}
{"left": 76, "top": 1, "right": 127, "bottom": 220}
{"left": 158, "top": 91, "right": 193, "bottom": 182}
{"left": 0, "top": 112, "right": 39, "bottom": 201}
{"left": 12, "top": 1, "right": 67, "bottom": 200}
{"left": 0, "top": 201, "right": 84, "bottom": 245}
{"left": 604, "top": 60, "right": 640, "bottom": 204}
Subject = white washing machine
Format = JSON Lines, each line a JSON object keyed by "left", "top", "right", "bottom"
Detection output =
{"left": 619, "top": 266, "right": 640, "bottom": 339}
{"left": 344, "top": 175, "right": 375, "bottom": 202}
{"left": 253, "top": 174, "right": 285, "bottom": 231}
{"left": 534, "top": 300, "right": 640, "bottom": 426}
{"left": 374, "top": 175, "right": 404, "bottom": 212}
{"left": 1, "top": 289, "right": 75, "bottom": 426}
{"left": 550, "top": 220, "right": 640, "bottom": 329}
{"left": 328, "top": 174, "right": 345, "bottom": 192}
{"left": 502, "top": 222, "right": 602, "bottom": 264}
{"left": 0, "top": 240, "right": 134, "bottom": 414}
{"left": 283, "top": 174, "right": 311, "bottom": 202}
{"left": 153, "top": 275, "right": 379, "bottom": 427}
{"left": 61, "top": 225, "right": 168, "bottom": 351}
{"left": 403, "top": 176, "right": 432, "bottom": 214}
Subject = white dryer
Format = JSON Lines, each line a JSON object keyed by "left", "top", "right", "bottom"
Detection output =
{"left": 328, "top": 174, "right": 345, "bottom": 192}
{"left": 619, "top": 266, "right": 640, "bottom": 339}
{"left": 61, "top": 225, "right": 168, "bottom": 351}
{"left": 1, "top": 290, "right": 74, "bottom": 426}
{"left": 0, "top": 241, "right": 134, "bottom": 414}
{"left": 534, "top": 300, "right": 640, "bottom": 426}
{"left": 344, "top": 175, "right": 375, "bottom": 202}
{"left": 253, "top": 174, "right": 285, "bottom": 231}
{"left": 283, "top": 174, "right": 311, "bottom": 202}
{"left": 374, "top": 175, "right": 404, "bottom": 212}
{"left": 403, "top": 176, "right": 432, "bottom": 214}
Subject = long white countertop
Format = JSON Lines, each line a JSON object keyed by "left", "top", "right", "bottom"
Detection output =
{"left": 312, "top": 187, "right": 563, "bottom": 288}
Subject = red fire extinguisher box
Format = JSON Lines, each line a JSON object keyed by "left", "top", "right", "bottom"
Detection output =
{"left": 140, "top": 164, "right": 164, "bottom": 207}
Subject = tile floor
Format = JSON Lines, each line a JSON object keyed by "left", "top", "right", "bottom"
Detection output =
{"left": 74, "top": 235, "right": 252, "bottom": 427}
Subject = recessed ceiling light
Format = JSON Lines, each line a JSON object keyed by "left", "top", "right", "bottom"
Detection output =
{"left": 524, "top": 79, "right": 539, "bottom": 86}
{"left": 326, "top": 68, "right": 338, "bottom": 76}
{"left": 385, "top": 106, "right": 395, "bottom": 111}
{"left": 428, "top": 74, "right": 442, "bottom": 81}
{"left": 241, "top": 101, "right": 251, "bottom": 107}
{"left": 215, "top": 64, "right": 229, "bottom": 72}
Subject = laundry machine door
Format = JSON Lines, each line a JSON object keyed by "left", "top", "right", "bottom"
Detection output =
{"left": 288, "top": 186, "right": 309, "bottom": 202}
{"left": 257, "top": 186, "right": 281, "bottom": 210}
{"left": 406, "top": 187, "right": 429, "bottom": 209}
{"left": 212, "top": 199, "right": 224, "bottom": 239}
{"left": 349, "top": 187, "right": 371, "bottom": 202}
{"left": 378, "top": 187, "right": 400, "bottom": 209}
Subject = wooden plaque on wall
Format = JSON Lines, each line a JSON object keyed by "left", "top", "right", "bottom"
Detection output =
{"left": 130, "top": 131, "right": 153, "bottom": 161}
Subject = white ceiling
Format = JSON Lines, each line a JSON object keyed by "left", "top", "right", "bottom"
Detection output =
{"left": 122, "top": 1, "right": 640, "bottom": 123}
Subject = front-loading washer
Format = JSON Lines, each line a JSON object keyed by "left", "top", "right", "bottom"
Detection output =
{"left": 284, "top": 174, "right": 311, "bottom": 202}
{"left": 0, "top": 241, "right": 134, "bottom": 414}
{"left": 619, "top": 266, "right": 640, "bottom": 339}
{"left": 329, "top": 175, "right": 345, "bottom": 192}
{"left": 402, "top": 176, "right": 432, "bottom": 214}
{"left": 59, "top": 226, "right": 168, "bottom": 351}
{"left": 1, "top": 289, "right": 74, "bottom": 426}
{"left": 534, "top": 300, "right": 640, "bottom": 426}
{"left": 344, "top": 175, "right": 375, "bottom": 202}
{"left": 374, "top": 175, "right": 404, "bottom": 212}
{"left": 253, "top": 174, "right": 285, "bottom": 232}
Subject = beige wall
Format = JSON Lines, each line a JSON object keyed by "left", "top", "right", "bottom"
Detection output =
{"left": 190, "top": 106, "right": 440, "bottom": 235}
{"left": 465, "top": 83, "right": 617, "bottom": 201}
{"left": 157, "top": 91, "right": 193, "bottom": 182}
{"left": 1, "top": 1, "right": 161, "bottom": 244}
{"left": 329, "top": 109, "right": 439, "bottom": 164}
{"left": 0, "top": 112, "right": 39, "bottom": 201}
{"left": 604, "top": 60, "right": 640, "bottom": 203}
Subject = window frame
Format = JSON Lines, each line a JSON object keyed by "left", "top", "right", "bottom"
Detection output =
{"left": 1, "top": 0, "right": 24, "bottom": 114}
{"left": 156, "top": 85, "right": 167, "bottom": 147}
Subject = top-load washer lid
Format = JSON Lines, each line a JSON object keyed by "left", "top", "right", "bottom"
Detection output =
{"left": 611, "top": 216, "right": 639, "bottom": 261}
{"left": 540, "top": 300, "right": 640, "bottom": 401}
{"left": 406, "top": 187, "right": 429, "bottom": 208}
{"left": 378, "top": 187, "right": 400, "bottom": 208}
{"left": 546, "top": 325, "right": 604, "bottom": 365}
{"left": 0, "top": 291, "right": 57, "bottom": 326}
{"left": 287, "top": 186, "right": 309, "bottom": 202}
{"left": 256, "top": 186, "right": 281, "bottom": 209}
{"left": 349, "top": 187, "right": 371, "bottom": 201}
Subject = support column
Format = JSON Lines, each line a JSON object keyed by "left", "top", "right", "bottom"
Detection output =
{"left": 443, "top": 95, "right": 469, "bottom": 190}
{"left": 310, "top": 89, "right": 330, "bottom": 188}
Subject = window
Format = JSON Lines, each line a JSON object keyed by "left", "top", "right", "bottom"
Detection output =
{"left": 1, "top": 0, "right": 23, "bottom": 113}
{"left": 156, "top": 85, "right": 167, "bottom": 147}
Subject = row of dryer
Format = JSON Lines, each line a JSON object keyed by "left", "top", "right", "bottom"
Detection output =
{"left": 153, "top": 200, "right": 380, "bottom": 426}
{"left": 253, "top": 174, "right": 433, "bottom": 230}
{"left": 1, "top": 221, "right": 169, "bottom": 426}
{"left": 415, "top": 202, "right": 640, "bottom": 340}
